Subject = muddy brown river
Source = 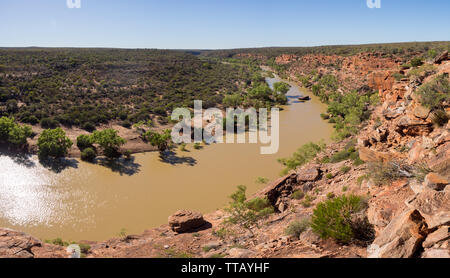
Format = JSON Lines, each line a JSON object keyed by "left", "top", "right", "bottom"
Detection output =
{"left": 0, "top": 76, "right": 333, "bottom": 241}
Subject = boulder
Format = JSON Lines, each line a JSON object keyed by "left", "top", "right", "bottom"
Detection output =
{"left": 296, "top": 165, "right": 321, "bottom": 182}
{"left": 423, "top": 226, "right": 449, "bottom": 249}
{"left": 0, "top": 228, "right": 67, "bottom": 258}
{"left": 367, "top": 180, "right": 413, "bottom": 233}
{"left": 427, "top": 142, "right": 450, "bottom": 179}
{"left": 406, "top": 190, "right": 450, "bottom": 229}
{"left": 413, "top": 106, "right": 431, "bottom": 119}
{"left": 257, "top": 173, "right": 297, "bottom": 207}
{"left": 424, "top": 173, "right": 449, "bottom": 191}
{"left": 395, "top": 115, "right": 433, "bottom": 137}
{"left": 421, "top": 248, "right": 450, "bottom": 258}
{"left": 359, "top": 147, "right": 396, "bottom": 163}
{"left": 168, "top": 210, "right": 207, "bottom": 233}
{"left": 0, "top": 228, "right": 41, "bottom": 258}
{"left": 367, "top": 210, "right": 428, "bottom": 258}
{"left": 299, "top": 228, "right": 320, "bottom": 245}
{"left": 434, "top": 51, "right": 449, "bottom": 64}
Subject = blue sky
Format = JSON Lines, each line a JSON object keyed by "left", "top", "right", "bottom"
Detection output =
{"left": 1, "top": 0, "right": 449, "bottom": 49}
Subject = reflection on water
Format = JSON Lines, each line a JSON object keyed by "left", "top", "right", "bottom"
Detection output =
{"left": 0, "top": 76, "right": 333, "bottom": 241}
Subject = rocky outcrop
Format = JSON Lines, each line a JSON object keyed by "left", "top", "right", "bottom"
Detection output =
{"left": 0, "top": 228, "right": 67, "bottom": 258}
{"left": 427, "top": 142, "right": 450, "bottom": 179}
{"left": 406, "top": 189, "right": 450, "bottom": 230}
{"left": 434, "top": 50, "right": 449, "bottom": 64}
{"left": 168, "top": 210, "right": 207, "bottom": 233}
{"left": 424, "top": 173, "right": 449, "bottom": 191}
{"left": 257, "top": 173, "right": 298, "bottom": 212}
{"left": 367, "top": 210, "right": 428, "bottom": 258}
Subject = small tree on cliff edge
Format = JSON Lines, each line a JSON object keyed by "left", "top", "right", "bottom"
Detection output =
{"left": 224, "top": 185, "right": 274, "bottom": 236}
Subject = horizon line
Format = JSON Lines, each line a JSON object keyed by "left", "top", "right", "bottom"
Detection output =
{"left": 0, "top": 40, "right": 449, "bottom": 51}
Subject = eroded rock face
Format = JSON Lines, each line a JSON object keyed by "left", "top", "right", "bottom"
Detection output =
{"left": 423, "top": 226, "right": 449, "bottom": 249}
{"left": 0, "top": 228, "right": 67, "bottom": 258}
{"left": 406, "top": 189, "right": 450, "bottom": 230}
{"left": 367, "top": 210, "right": 428, "bottom": 258}
{"left": 0, "top": 228, "right": 41, "bottom": 258}
{"left": 427, "top": 142, "right": 450, "bottom": 179}
{"left": 424, "top": 173, "right": 449, "bottom": 191}
{"left": 434, "top": 50, "right": 449, "bottom": 64}
{"left": 168, "top": 210, "right": 207, "bottom": 233}
{"left": 367, "top": 180, "right": 413, "bottom": 233}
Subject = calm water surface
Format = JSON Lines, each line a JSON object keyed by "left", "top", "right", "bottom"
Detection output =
{"left": 0, "top": 76, "right": 333, "bottom": 241}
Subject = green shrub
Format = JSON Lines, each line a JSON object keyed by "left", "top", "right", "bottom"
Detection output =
{"left": 291, "top": 190, "right": 305, "bottom": 200}
{"left": 81, "top": 122, "right": 96, "bottom": 132}
{"left": 92, "top": 129, "right": 126, "bottom": 158}
{"left": 37, "top": 128, "right": 73, "bottom": 159}
{"left": 392, "top": 72, "right": 406, "bottom": 81}
{"left": 0, "top": 116, "right": 32, "bottom": 146}
{"left": 301, "top": 194, "right": 315, "bottom": 208}
{"left": 179, "top": 143, "right": 187, "bottom": 152}
{"left": 367, "top": 161, "right": 406, "bottom": 186}
{"left": 326, "top": 91, "right": 376, "bottom": 140}
{"left": 326, "top": 173, "right": 334, "bottom": 179}
{"left": 7, "top": 124, "right": 32, "bottom": 146}
{"left": 320, "top": 113, "right": 330, "bottom": 120}
{"left": 340, "top": 166, "right": 351, "bottom": 174}
{"left": 78, "top": 243, "right": 91, "bottom": 255}
{"left": 285, "top": 218, "right": 310, "bottom": 238}
{"left": 416, "top": 74, "right": 449, "bottom": 110}
{"left": 278, "top": 141, "right": 326, "bottom": 175}
{"left": 330, "top": 141, "right": 363, "bottom": 165}
{"left": 321, "top": 156, "right": 330, "bottom": 164}
{"left": 40, "top": 117, "right": 59, "bottom": 129}
{"left": 255, "top": 177, "right": 269, "bottom": 184}
{"left": 410, "top": 57, "right": 423, "bottom": 67}
{"left": 81, "top": 147, "right": 96, "bottom": 162}
{"left": 143, "top": 129, "right": 171, "bottom": 152}
{"left": 311, "top": 195, "right": 365, "bottom": 243}
{"left": 193, "top": 142, "right": 202, "bottom": 150}
{"left": 225, "top": 185, "right": 274, "bottom": 235}
{"left": 327, "top": 192, "right": 336, "bottom": 199}
{"left": 76, "top": 134, "right": 93, "bottom": 150}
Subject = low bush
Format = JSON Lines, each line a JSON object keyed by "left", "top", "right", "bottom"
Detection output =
{"left": 40, "top": 117, "right": 59, "bottom": 129}
{"left": 225, "top": 185, "right": 274, "bottom": 235}
{"left": 311, "top": 195, "right": 373, "bottom": 244}
{"left": 410, "top": 57, "right": 423, "bottom": 67}
{"left": 367, "top": 161, "right": 408, "bottom": 186}
{"left": 416, "top": 74, "right": 449, "bottom": 110}
{"left": 285, "top": 218, "right": 310, "bottom": 238}
{"left": 255, "top": 177, "right": 269, "bottom": 184}
{"left": 76, "top": 134, "right": 93, "bottom": 150}
{"left": 81, "top": 147, "right": 96, "bottom": 162}
{"left": 278, "top": 141, "right": 326, "bottom": 175}
{"left": 291, "top": 190, "right": 305, "bottom": 200}
{"left": 0, "top": 116, "right": 32, "bottom": 147}
{"left": 340, "top": 166, "right": 351, "bottom": 174}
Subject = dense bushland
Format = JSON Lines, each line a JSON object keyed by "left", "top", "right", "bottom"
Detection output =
{"left": 0, "top": 48, "right": 257, "bottom": 129}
